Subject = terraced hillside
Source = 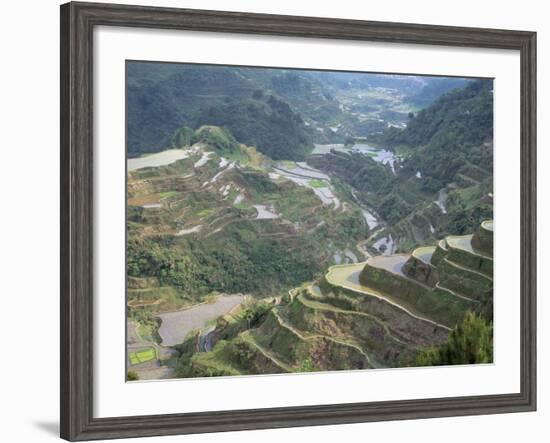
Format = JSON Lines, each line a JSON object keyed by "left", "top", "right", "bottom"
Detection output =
{"left": 126, "top": 66, "right": 494, "bottom": 380}
{"left": 309, "top": 80, "right": 493, "bottom": 253}
{"left": 126, "top": 126, "right": 385, "bottom": 378}
{"left": 173, "top": 221, "right": 492, "bottom": 376}
{"left": 127, "top": 125, "right": 373, "bottom": 300}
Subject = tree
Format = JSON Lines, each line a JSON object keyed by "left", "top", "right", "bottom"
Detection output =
{"left": 126, "top": 371, "right": 139, "bottom": 381}
{"left": 299, "top": 358, "right": 314, "bottom": 372}
{"left": 344, "top": 136, "right": 356, "bottom": 147}
{"left": 170, "top": 125, "right": 194, "bottom": 148}
{"left": 416, "top": 311, "right": 493, "bottom": 366}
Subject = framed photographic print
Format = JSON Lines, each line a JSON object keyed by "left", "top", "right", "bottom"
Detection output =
{"left": 60, "top": 1, "right": 537, "bottom": 441}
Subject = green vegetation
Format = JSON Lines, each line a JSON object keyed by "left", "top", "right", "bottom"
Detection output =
{"left": 299, "top": 358, "right": 315, "bottom": 372}
{"left": 159, "top": 191, "right": 178, "bottom": 199}
{"left": 126, "top": 371, "right": 139, "bottom": 381}
{"left": 359, "top": 259, "right": 473, "bottom": 328}
{"left": 171, "top": 126, "right": 194, "bottom": 148}
{"left": 196, "top": 208, "right": 215, "bottom": 218}
{"left": 416, "top": 312, "right": 493, "bottom": 365}
{"left": 129, "top": 347, "right": 156, "bottom": 365}
{"left": 406, "top": 77, "right": 470, "bottom": 107}
{"left": 174, "top": 217, "right": 494, "bottom": 375}
{"left": 127, "top": 223, "right": 323, "bottom": 299}
{"left": 317, "top": 218, "right": 493, "bottom": 373}
{"left": 309, "top": 152, "right": 392, "bottom": 203}
{"left": 127, "top": 143, "right": 369, "bottom": 306}
{"left": 308, "top": 179, "right": 327, "bottom": 188}
{"left": 126, "top": 64, "right": 494, "bottom": 379}
{"left": 357, "top": 221, "right": 492, "bottom": 327}
{"left": 128, "top": 62, "right": 474, "bottom": 156}
{"left": 127, "top": 63, "right": 260, "bottom": 155}
{"left": 311, "top": 80, "right": 493, "bottom": 251}
{"left": 281, "top": 161, "right": 296, "bottom": 170}
{"left": 176, "top": 334, "right": 289, "bottom": 378}
{"left": 444, "top": 187, "right": 493, "bottom": 236}
{"left": 194, "top": 95, "right": 312, "bottom": 160}
{"left": 136, "top": 322, "right": 158, "bottom": 343}
{"left": 127, "top": 309, "right": 162, "bottom": 342}
{"left": 234, "top": 201, "right": 251, "bottom": 209}
{"left": 192, "top": 125, "right": 240, "bottom": 154}
{"left": 374, "top": 80, "right": 492, "bottom": 155}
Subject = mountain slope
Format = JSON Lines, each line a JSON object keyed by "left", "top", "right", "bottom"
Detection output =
{"left": 127, "top": 62, "right": 470, "bottom": 158}
{"left": 309, "top": 79, "right": 493, "bottom": 251}
{"left": 127, "top": 63, "right": 258, "bottom": 154}
{"left": 174, "top": 221, "right": 493, "bottom": 377}
{"left": 127, "top": 126, "right": 372, "bottom": 308}
{"left": 194, "top": 94, "right": 313, "bottom": 160}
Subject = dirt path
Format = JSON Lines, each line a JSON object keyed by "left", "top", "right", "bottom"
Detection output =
{"left": 435, "top": 283, "right": 477, "bottom": 303}
{"left": 443, "top": 257, "right": 493, "bottom": 281}
{"left": 240, "top": 331, "right": 292, "bottom": 372}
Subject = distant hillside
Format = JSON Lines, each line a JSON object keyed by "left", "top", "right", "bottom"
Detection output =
{"left": 405, "top": 77, "right": 471, "bottom": 107}
{"left": 380, "top": 79, "right": 493, "bottom": 186}
{"left": 310, "top": 79, "right": 494, "bottom": 251}
{"left": 194, "top": 94, "right": 313, "bottom": 161}
{"left": 378, "top": 79, "right": 492, "bottom": 146}
{"left": 127, "top": 63, "right": 257, "bottom": 155}
{"left": 128, "top": 63, "right": 316, "bottom": 160}
{"left": 127, "top": 62, "right": 467, "bottom": 158}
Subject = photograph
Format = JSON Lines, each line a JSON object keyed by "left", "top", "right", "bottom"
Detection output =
{"left": 125, "top": 61, "right": 494, "bottom": 381}
{"left": 0, "top": 0, "right": 542, "bottom": 441}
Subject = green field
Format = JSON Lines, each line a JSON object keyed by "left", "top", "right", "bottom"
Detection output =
{"left": 159, "top": 191, "right": 179, "bottom": 198}
{"left": 308, "top": 179, "right": 328, "bottom": 188}
{"left": 197, "top": 208, "right": 216, "bottom": 218}
{"left": 281, "top": 161, "right": 296, "bottom": 170}
{"left": 234, "top": 201, "right": 251, "bottom": 210}
{"left": 129, "top": 347, "right": 156, "bottom": 365}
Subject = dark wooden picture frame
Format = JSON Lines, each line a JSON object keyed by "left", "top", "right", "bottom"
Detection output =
{"left": 60, "top": 2, "right": 537, "bottom": 441}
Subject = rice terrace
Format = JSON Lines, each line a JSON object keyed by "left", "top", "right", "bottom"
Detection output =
{"left": 126, "top": 61, "right": 494, "bottom": 380}
{"left": 129, "top": 348, "right": 156, "bottom": 366}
